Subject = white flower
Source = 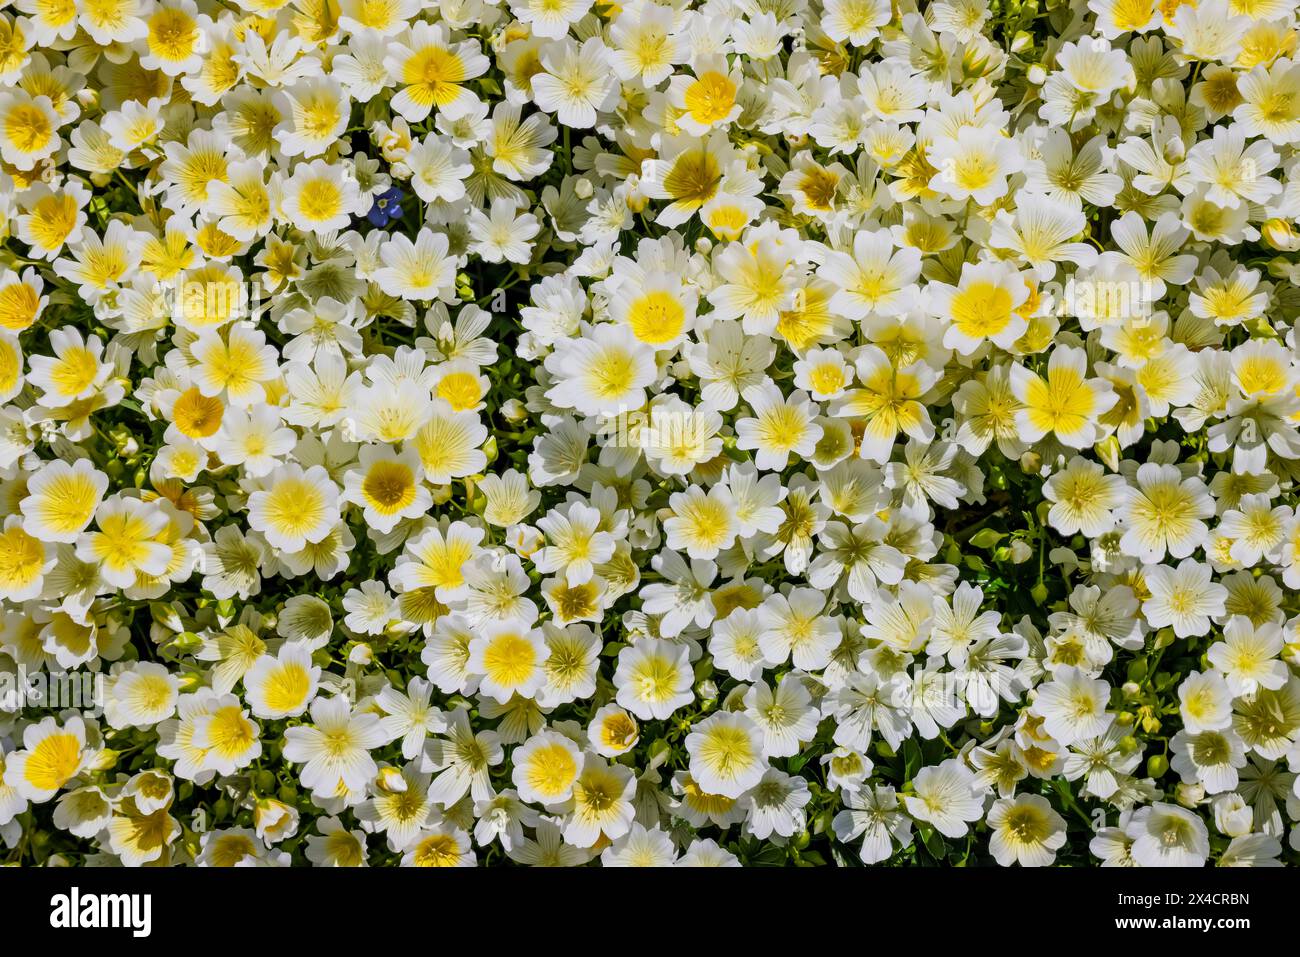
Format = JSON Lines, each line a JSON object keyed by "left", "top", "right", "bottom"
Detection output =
{"left": 376, "top": 678, "right": 445, "bottom": 761}
{"left": 758, "top": 587, "right": 840, "bottom": 671}
{"left": 1207, "top": 617, "right": 1288, "bottom": 696}
{"left": 816, "top": 228, "right": 921, "bottom": 321}
{"left": 1126, "top": 803, "right": 1210, "bottom": 867}
{"left": 685, "top": 711, "right": 767, "bottom": 799}
{"left": 1178, "top": 670, "right": 1233, "bottom": 734}
{"left": 247, "top": 464, "right": 340, "bottom": 552}
{"left": 745, "top": 769, "right": 811, "bottom": 839}
{"left": 903, "top": 759, "right": 985, "bottom": 838}
{"left": 282, "top": 696, "right": 387, "bottom": 795}
{"left": 927, "top": 126, "right": 1024, "bottom": 205}
{"left": 613, "top": 638, "right": 694, "bottom": 720}
{"left": 987, "top": 794, "right": 1067, "bottom": 867}
{"left": 467, "top": 198, "right": 541, "bottom": 265}
{"left": 531, "top": 38, "right": 619, "bottom": 129}
{"left": 735, "top": 382, "right": 824, "bottom": 472}
{"left": 664, "top": 484, "right": 738, "bottom": 560}
{"left": 1119, "top": 463, "right": 1215, "bottom": 562}
{"left": 1141, "top": 560, "right": 1227, "bottom": 638}
{"left": 744, "top": 675, "right": 819, "bottom": 758}
{"left": 601, "top": 822, "right": 678, "bottom": 866}
{"left": 512, "top": 730, "right": 585, "bottom": 806}
{"left": 244, "top": 641, "right": 321, "bottom": 720}
{"left": 466, "top": 619, "right": 550, "bottom": 703}
{"left": 544, "top": 323, "right": 658, "bottom": 417}
{"left": 510, "top": 0, "right": 594, "bottom": 40}
{"left": 374, "top": 228, "right": 458, "bottom": 301}
{"left": 1032, "top": 666, "right": 1113, "bottom": 746}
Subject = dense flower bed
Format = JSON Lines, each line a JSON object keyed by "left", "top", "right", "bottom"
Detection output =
{"left": 1, "top": 0, "right": 1300, "bottom": 867}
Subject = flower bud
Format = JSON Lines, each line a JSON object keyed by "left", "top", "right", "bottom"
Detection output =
{"left": 501, "top": 398, "right": 528, "bottom": 423}
{"left": 961, "top": 44, "right": 993, "bottom": 78}
{"left": 376, "top": 766, "right": 408, "bottom": 793}
{"left": 1262, "top": 218, "right": 1300, "bottom": 252}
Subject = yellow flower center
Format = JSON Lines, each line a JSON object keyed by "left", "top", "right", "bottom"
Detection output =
{"left": 626, "top": 290, "right": 685, "bottom": 345}
{"left": 684, "top": 71, "right": 736, "bottom": 124}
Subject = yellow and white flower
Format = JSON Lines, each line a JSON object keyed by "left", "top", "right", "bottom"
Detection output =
{"left": 139, "top": 0, "right": 206, "bottom": 76}
{"left": 243, "top": 641, "right": 321, "bottom": 720}
{"left": 931, "top": 261, "right": 1030, "bottom": 355}
{"left": 104, "top": 661, "right": 181, "bottom": 729}
{"left": 613, "top": 637, "right": 693, "bottom": 720}
{"left": 466, "top": 618, "right": 550, "bottom": 703}
{"left": 280, "top": 159, "right": 368, "bottom": 234}
{"left": 0, "top": 90, "right": 60, "bottom": 169}
{"left": 279, "top": 695, "right": 382, "bottom": 798}
{"left": 274, "top": 77, "right": 351, "bottom": 159}
{"left": 385, "top": 22, "right": 489, "bottom": 123}
{"left": 511, "top": 729, "right": 584, "bottom": 806}
{"left": 189, "top": 694, "right": 263, "bottom": 775}
{"left": 19, "top": 458, "right": 108, "bottom": 544}
{"left": 560, "top": 754, "right": 635, "bottom": 847}
{"left": 1010, "top": 346, "right": 1118, "bottom": 449}
{"left": 26, "top": 326, "right": 109, "bottom": 407}
{"left": 189, "top": 324, "right": 279, "bottom": 408}
{"left": 247, "top": 464, "right": 340, "bottom": 552}
{"left": 544, "top": 323, "right": 658, "bottom": 417}
{"left": 374, "top": 228, "right": 458, "bottom": 301}
{"left": 3, "top": 715, "right": 87, "bottom": 803}
{"left": 75, "top": 496, "right": 172, "bottom": 589}
{"left": 0, "top": 514, "right": 53, "bottom": 601}
{"left": 1, "top": 0, "right": 1298, "bottom": 871}
{"left": 667, "top": 54, "right": 744, "bottom": 137}
{"left": 343, "top": 445, "right": 432, "bottom": 534}
{"left": 685, "top": 711, "right": 766, "bottom": 799}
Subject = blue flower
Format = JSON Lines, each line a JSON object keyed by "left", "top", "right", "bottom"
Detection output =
{"left": 366, "top": 187, "right": 405, "bottom": 227}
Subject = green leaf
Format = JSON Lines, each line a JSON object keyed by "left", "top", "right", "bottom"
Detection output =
{"left": 923, "top": 826, "right": 947, "bottom": 861}
{"left": 969, "top": 528, "right": 1006, "bottom": 549}
{"left": 903, "top": 739, "right": 922, "bottom": 780}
